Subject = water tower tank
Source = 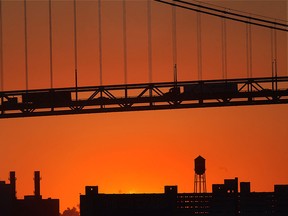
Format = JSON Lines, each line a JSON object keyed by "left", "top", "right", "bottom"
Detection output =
{"left": 195, "top": 155, "right": 205, "bottom": 175}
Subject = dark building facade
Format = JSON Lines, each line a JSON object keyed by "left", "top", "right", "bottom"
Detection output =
{"left": 0, "top": 171, "right": 59, "bottom": 216}
{"left": 80, "top": 178, "right": 288, "bottom": 216}
{"left": 0, "top": 180, "right": 14, "bottom": 216}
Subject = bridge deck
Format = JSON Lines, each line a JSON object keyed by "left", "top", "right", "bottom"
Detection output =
{"left": 1, "top": 77, "right": 288, "bottom": 118}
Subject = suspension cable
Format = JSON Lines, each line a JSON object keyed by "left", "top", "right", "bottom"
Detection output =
{"left": 98, "top": 0, "right": 103, "bottom": 85}
{"left": 0, "top": 0, "right": 3, "bottom": 91}
{"left": 49, "top": 0, "right": 53, "bottom": 89}
{"left": 175, "top": 0, "right": 288, "bottom": 28}
{"left": 24, "top": 0, "right": 29, "bottom": 90}
{"left": 147, "top": 0, "right": 152, "bottom": 83}
{"left": 221, "top": 17, "right": 227, "bottom": 79}
{"left": 197, "top": 12, "right": 202, "bottom": 80}
{"left": 73, "top": 0, "right": 78, "bottom": 100}
{"left": 123, "top": 0, "right": 127, "bottom": 84}
{"left": 172, "top": 1, "right": 177, "bottom": 83}
{"left": 155, "top": 0, "right": 288, "bottom": 32}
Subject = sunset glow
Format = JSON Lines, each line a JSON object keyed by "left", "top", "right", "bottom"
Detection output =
{"left": 0, "top": 0, "right": 287, "bottom": 212}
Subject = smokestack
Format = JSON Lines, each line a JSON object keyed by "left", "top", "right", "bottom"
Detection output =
{"left": 34, "top": 171, "right": 41, "bottom": 197}
{"left": 9, "top": 171, "right": 16, "bottom": 199}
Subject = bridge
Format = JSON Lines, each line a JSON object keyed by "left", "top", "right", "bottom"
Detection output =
{"left": 0, "top": 0, "right": 287, "bottom": 118}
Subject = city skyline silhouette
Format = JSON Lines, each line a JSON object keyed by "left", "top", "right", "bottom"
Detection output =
{"left": 1, "top": 165, "right": 288, "bottom": 215}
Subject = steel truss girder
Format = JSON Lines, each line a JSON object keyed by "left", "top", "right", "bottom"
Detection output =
{"left": 0, "top": 76, "right": 288, "bottom": 119}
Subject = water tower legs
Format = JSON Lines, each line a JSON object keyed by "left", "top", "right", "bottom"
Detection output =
{"left": 194, "top": 173, "right": 207, "bottom": 193}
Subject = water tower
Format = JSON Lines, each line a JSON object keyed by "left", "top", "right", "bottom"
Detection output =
{"left": 194, "top": 155, "right": 207, "bottom": 193}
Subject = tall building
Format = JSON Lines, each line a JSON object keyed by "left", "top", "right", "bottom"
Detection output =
{"left": 0, "top": 171, "right": 59, "bottom": 216}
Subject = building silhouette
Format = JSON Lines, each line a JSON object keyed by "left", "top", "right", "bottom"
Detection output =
{"left": 0, "top": 171, "right": 59, "bottom": 216}
{"left": 1, "top": 171, "right": 287, "bottom": 216}
{"left": 80, "top": 178, "right": 288, "bottom": 216}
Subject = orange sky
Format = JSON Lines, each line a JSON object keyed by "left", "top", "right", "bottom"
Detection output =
{"left": 0, "top": 0, "right": 287, "bottom": 212}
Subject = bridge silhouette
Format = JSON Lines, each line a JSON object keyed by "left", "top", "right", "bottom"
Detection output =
{"left": 0, "top": 0, "right": 287, "bottom": 118}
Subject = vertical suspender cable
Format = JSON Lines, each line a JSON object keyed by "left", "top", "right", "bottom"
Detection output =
{"left": 98, "top": 0, "right": 103, "bottom": 85}
{"left": 246, "top": 23, "right": 249, "bottom": 78}
{"left": 24, "top": 0, "right": 29, "bottom": 90}
{"left": 49, "top": 0, "right": 53, "bottom": 89}
{"left": 271, "top": 28, "right": 275, "bottom": 77}
{"left": 197, "top": 12, "right": 202, "bottom": 80}
{"left": 246, "top": 18, "right": 253, "bottom": 93}
{"left": 271, "top": 24, "right": 278, "bottom": 90}
{"left": 221, "top": 17, "right": 227, "bottom": 79}
{"left": 0, "top": 0, "right": 3, "bottom": 91}
{"left": 273, "top": 25, "right": 278, "bottom": 78}
{"left": 147, "top": 0, "right": 152, "bottom": 83}
{"left": 246, "top": 23, "right": 250, "bottom": 78}
{"left": 249, "top": 23, "right": 252, "bottom": 78}
{"left": 73, "top": 0, "right": 78, "bottom": 100}
{"left": 271, "top": 27, "right": 275, "bottom": 90}
{"left": 172, "top": 2, "right": 177, "bottom": 83}
{"left": 246, "top": 21, "right": 252, "bottom": 78}
{"left": 122, "top": 0, "right": 127, "bottom": 84}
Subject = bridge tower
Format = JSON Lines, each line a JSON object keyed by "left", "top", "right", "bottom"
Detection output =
{"left": 194, "top": 155, "right": 207, "bottom": 193}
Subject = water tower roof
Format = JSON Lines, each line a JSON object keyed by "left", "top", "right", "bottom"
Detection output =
{"left": 195, "top": 155, "right": 205, "bottom": 161}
